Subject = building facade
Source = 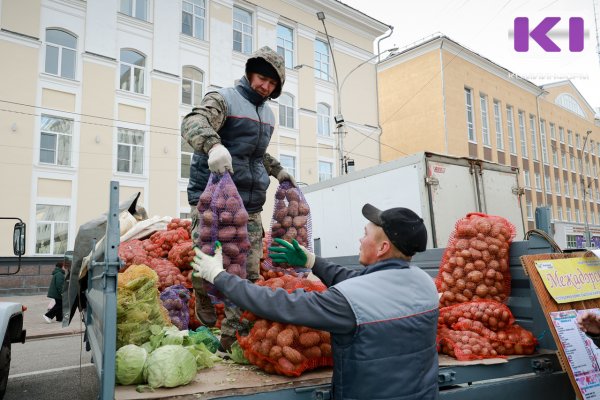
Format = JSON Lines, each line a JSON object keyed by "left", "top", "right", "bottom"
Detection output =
{"left": 378, "top": 35, "right": 600, "bottom": 249}
{"left": 0, "top": 0, "right": 389, "bottom": 256}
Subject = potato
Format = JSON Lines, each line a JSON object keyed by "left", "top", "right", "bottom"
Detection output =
{"left": 302, "top": 346, "right": 322, "bottom": 359}
{"left": 287, "top": 201, "right": 299, "bottom": 217}
{"left": 214, "top": 196, "right": 226, "bottom": 211}
{"left": 286, "top": 189, "right": 300, "bottom": 202}
{"left": 200, "top": 226, "right": 212, "bottom": 242}
{"left": 299, "top": 332, "right": 321, "bottom": 348}
{"left": 284, "top": 227, "right": 298, "bottom": 240}
{"left": 219, "top": 211, "right": 233, "bottom": 225}
{"left": 282, "top": 346, "right": 303, "bottom": 364}
{"left": 237, "top": 226, "right": 248, "bottom": 240}
{"left": 266, "top": 324, "right": 283, "bottom": 341}
{"left": 293, "top": 216, "right": 308, "bottom": 229}
{"left": 234, "top": 209, "right": 249, "bottom": 226}
{"left": 269, "top": 345, "right": 283, "bottom": 359}
{"left": 226, "top": 196, "right": 241, "bottom": 212}
{"left": 222, "top": 242, "right": 240, "bottom": 258}
{"left": 259, "top": 339, "right": 273, "bottom": 356}
{"left": 277, "top": 329, "right": 295, "bottom": 347}
{"left": 227, "top": 264, "right": 242, "bottom": 275}
{"left": 319, "top": 331, "right": 330, "bottom": 343}
{"left": 275, "top": 188, "right": 286, "bottom": 200}
{"left": 281, "top": 216, "right": 293, "bottom": 228}
{"left": 298, "top": 201, "right": 310, "bottom": 216}
{"left": 202, "top": 210, "right": 214, "bottom": 226}
{"left": 217, "top": 226, "right": 237, "bottom": 241}
{"left": 320, "top": 343, "right": 332, "bottom": 357}
{"left": 278, "top": 357, "right": 296, "bottom": 372}
{"left": 275, "top": 206, "right": 288, "bottom": 223}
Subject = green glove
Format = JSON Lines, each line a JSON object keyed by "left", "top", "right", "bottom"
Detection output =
{"left": 268, "top": 238, "right": 315, "bottom": 268}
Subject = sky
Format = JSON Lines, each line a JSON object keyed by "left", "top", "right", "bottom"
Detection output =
{"left": 342, "top": 0, "right": 600, "bottom": 111}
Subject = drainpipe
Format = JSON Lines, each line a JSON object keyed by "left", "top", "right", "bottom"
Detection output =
{"left": 376, "top": 25, "right": 394, "bottom": 162}
{"left": 440, "top": 38, "right": 448, "bottom": 154}
{"left": 535, "top": 91, "right": 547, "bottom": 202}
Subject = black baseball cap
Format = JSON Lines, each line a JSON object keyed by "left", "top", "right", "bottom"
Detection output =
{"left": 361, "top": 203, "right": 427, "bottom": 256}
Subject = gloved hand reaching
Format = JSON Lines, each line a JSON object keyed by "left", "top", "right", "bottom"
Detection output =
{"left": 208, "top": 144, "right": 233, "bottom": 174}
{"left": 276, "top": 170, "right": 296, "bottom": 187}
{"left": 191, "top": 241, "right": 225, "bottom": 284}
{"left": 268, "top": 238, "right": 315, "bottom": 268}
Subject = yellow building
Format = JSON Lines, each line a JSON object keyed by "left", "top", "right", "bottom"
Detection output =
{"left": 378, "top": 35, "right": 600, "bottom": 248}
{"left": 0, "top": 0, "right": 389, "bottom": 256}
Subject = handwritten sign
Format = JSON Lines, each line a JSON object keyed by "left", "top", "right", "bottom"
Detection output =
{"left": 534, "top": 257, "right": 600, "bottom": 303}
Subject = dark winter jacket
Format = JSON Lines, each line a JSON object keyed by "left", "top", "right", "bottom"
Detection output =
{"left": 214, "top": 257, "right": 440, "bottom": 399}
{"left": 47, "top": 266, "right": 65, "bottom": 300}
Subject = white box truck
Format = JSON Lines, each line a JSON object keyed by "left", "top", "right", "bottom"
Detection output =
{"left": 302, "top": 152, "right": 526, "bottom": 258}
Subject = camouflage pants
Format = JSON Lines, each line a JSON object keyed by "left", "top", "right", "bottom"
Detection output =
{"left": 221, "top": 211, "right": 263, "bottom": 339}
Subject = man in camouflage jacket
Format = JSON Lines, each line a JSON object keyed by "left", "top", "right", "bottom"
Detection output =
{"left": 182, "top": 46, "right": 295, "bottom": 351}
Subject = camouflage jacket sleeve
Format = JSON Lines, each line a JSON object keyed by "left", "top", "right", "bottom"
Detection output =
{"left": 263, "top": 152, "right": 283, "bottom": 178}
{"left": 181, "top": 92, "right": 227, "bottom": 154}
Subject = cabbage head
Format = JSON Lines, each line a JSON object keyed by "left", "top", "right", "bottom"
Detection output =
{"left": 143, "top": 345, "right": 197, "bottom": 388}
{"left": 115, "top": 344, "right": 147, "bottom": 385}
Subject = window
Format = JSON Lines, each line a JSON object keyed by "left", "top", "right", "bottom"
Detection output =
{"left": 559, "top": 127, "right": 565, "bottom": 143}
{"left": 317, "top": 103, "right": 331, "bottom": 137}
{"left": 535, "top": 172, "right": 541, "bottom": 191}
{"left": 567, "top": 207, "right": 572, "bottom": 222}
{"left": 318, "top": 161, "right": 333, "bottom": 182}
{"left": 564, "top": 178, "right": 570, "bottom": 195}
{"left": 597, "top": 189, "right": 600, "bottom": 201}
{"left": 120, "top": 0, "right": 148, "bottom": 21}
{"left": 568, "top": 130, "right": 573, "bottom": 146}
{"left": 278, "top": 93, "right": 294, "bottom": 128}
{"left": 518, "top": 111, "right": 527, "bottom": 157}
{"left": 529, "top": 115, "right": 538, "bottom": 161}
{"left": 35, "top": 204, "right": 69, "bottom": 255}
{"left": 540, "top": 119, "right": 548, "bottom": 163}
{"left": 570, "top": 154, "right": 576, "bottom": 172}
{"left": 480, "top": 95, "right": 490, "bottom": 146}
{"left": 117, "top": 128, "right": 144, "bottom": 174}
{"left": 573, "top": 184, "right": 578, "bottom": 199}
{"left": 555, "top": 177, "right": 561, "bottom": 194}
{"left": 558, "top": 206, "right": 563, "bottom": 221}
{"left": 180, "top": 137, "right": 193, "bottom": 179}
{"left": 561, "top": 152, "right": 567, "bottom": 169}
{"left": 45, "top": 29, "right": 77, "bottom": 79}
{"left": 552, "top": 148, "right": 558, "bottom": 166}
{"left": 182, "top": 66, "right": 203, "bottom": 105}
{"left": 576, "top": 133, "right": 581, "bottom": 150}
{"left": 545, "top": 174, "right": 551, "bottom": 193}
{"left": 277, "top": 24, "right": 294, "bottom": 69}
{"left": 314, "top": 39, "right": 330, "bottom": 81}
{"left": 493, "top": 100, "right": 503, "bottom": 150}
{"left": 182, "top": 0, "right": 205, "bottom": 40}
{"left": 279, "top": 154, "right": 296, "bottom": 179}
{"left": 576, "top": 208, "right": 581, "bottom": 223}
{"left": 120, "top": 49, "right": 145, "bottom": 93}
{"left": 507, "top": 106, "right": 516, "bottom": 154}
{"left": 39, "top": 115, "right": 73, "bottom": 166}
{"left": 233, "top": 7, "right": 252, "bottom": 54}
{"left": 556, "top": 93, "right": 586, "bottom": 118}
{"left": 523, "top": 170, "right": 531, "bottom": 188}
{"left": 180, "top": 210, "right": 191, "bottom": 220}
{"left": 550, "top": 123, "right": 556, "bottom": 139}
{"left": 465, "top": 88, "right": 475, "bottom": 142}
{"left": 526, "top": 201, "right": 533, "bottom": 220}
{"left": 566, "top": 234, "right": 577, "bottom": 248}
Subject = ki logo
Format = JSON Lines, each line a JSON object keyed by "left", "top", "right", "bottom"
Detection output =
{"left": 514, "top": 17, "right": 584, "bottom": 52}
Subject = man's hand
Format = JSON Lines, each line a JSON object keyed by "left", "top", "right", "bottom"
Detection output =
{"left": 268, "top": 238, "right": 315, "bottom": 268}
{"left": 576, "top": 310, "right": 600, "bottom": 336}
{"left": 191, "top": 242, "right": 225, "bottom": 284}
{"left": 208, "top": 144, "right": 233, "bottom": 174}
{"left": 276, "top": 170, "right": 296, "bottom": 187}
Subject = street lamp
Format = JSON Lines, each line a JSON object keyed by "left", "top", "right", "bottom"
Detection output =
{"left": 311, "top": 12, "right": 399, "bottom": 175}
{"left": 581, "top": 129, "right": 593, "bottom": 247}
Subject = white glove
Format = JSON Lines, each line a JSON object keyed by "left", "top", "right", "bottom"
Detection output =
{"left": 276, "top": 170, "right": 297, "bottom": 187}
{"left": 208, "top": 144, "right": 233, "bottom": 174}
{"left": 191, "top": 243, "right": 225, "bottom": 284}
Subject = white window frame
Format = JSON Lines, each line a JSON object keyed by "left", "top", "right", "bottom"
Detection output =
{"left": 570, "top": 154, "right": 576, "bottom": 172}
{"left": 567, "top": 207, "right": 572, "bottom": 222}
{"left": 279, "top": 152, "right": 298, "bottom": 180}
{"left": 561, "top": 152, "right": 567, "bottom": 169}
{"left": 278, "top": 93, "right": 295, "bottom": 129}
{"left": 558, "top": 206, "right": 563, "bottom": 221}
{"left": 44, "top": 28, "right": 77, "bottom": 80}
{"left": 116, "top": 127, "right": 145, "bottom": 175}
{"left": 576, "top": 133, "right": 581, "bottom": 150}
{"left": 540, "top": 119, "right": 548, "bottom": 164}
{"left": 523, "top": 170, "right": 531, "bottom": 188}
{"left": 318, "top": 159, "right": 334, "bottom": 182}
{"left": 544, "top": 174, "right": 551, "bottom": 194}
{"left": 568, "top": 130, "right": 573, "bottom": 146}
{"left": 119, "top": 0, "right": 149, "bottom": 21}
{"left": 317, "top": 102, "right": 331, "bottom": 137}
{"left": 181, "top": 66, "right": 204, "bottom": 106}
{"left": 526, "top": 201, "right": 533, "bottom": 220}
{"left": 180, "top": 136, "right": 193, "bottom": 180}
{"left": 535, "top": 172, "right": 541, "bottom": 192}
{"left": 550, "top": 123, "right": 556, "bottom": 139}
{"left": 480, "top": 94, "right": 490, "bottom": 146}
{"left": 233, "top": 6, "right": 253, "bottom": 54}
{"left": 552, "top": 147, "right": 558, "bottom": 166}
{"left": 507, "top": 106, "right": 516, "bottom": 154}
{"left": 39, "top": 114, "right": 74, "bottom": 167}
{"left": 465, "top": 88, "right": 475, "bottom": 142}
{"left": 529, "top": 115, "right": 538, "bottom": 161}
{"left": 277, "top": 24, "right": 294, "bottom": 69}
{"left": 119, "top": 49, "right": 146, "bottom": 94}
{"left": 559, "top": 127, "right": 565, "bottom": 143}
{"left": 564, "top": 178, "right": 570, "bottom": 195}
{"left": 493, "top": 100, "right": 503, "bottom": 150}
{"left": 576, "top": 208, "right": 581, "bottom": 223}
{"left": 555, "top": 177, "right": 561, "bottom": 194}
{"left": 573, "top": 183, "right": 579, "bottom": 199}
{"left": 566, "top": 233, "right": 577, "bottom": 247}
{"left": 35, "top": 203, "right": 70, "bottom": 255}
{"left": 314, "top": 39, "right": 331, "bottom": 81}
{"left": 182, "top": 0, "right": 206, "bottom": 40}
{"left": 518, "top": 111, "right": 527, "bottom": 158}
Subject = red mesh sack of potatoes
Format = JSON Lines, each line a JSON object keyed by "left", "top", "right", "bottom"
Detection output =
{"left": 147, "top": 258, "right": 190, "bottom": 291}
{"left": 438, "top": 300, "right": 515, "bottom": 331}
{"left": 168, "top": 241, "right": 195, "bottom": 271}
{"left": 167, "top": 217, "right": 192, "bottom": 235}
{"left": 436, "top": 213, "right": 515, "bottom": 307}
{"left": 451, "top": 321, "right": 537, "bottom": 356}
{"left": 118, "top": 239, "right": 149, "bottom": 271}
{"left": 237, "top": 276, "right": 332, "bottom": 376}
{"left": 149, "top": 227, "right": 191, "bottom": 257}
{"left": 264, "top": 181, "right": 313, "bottom": 276}
{"left": 438, "top": 327, "right": 503, "bottom": 361}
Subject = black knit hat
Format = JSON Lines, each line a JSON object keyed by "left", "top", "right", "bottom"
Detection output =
{"left": 362, "top": 203, "right": 427, "bottom": 256}
{"left": 246, "top": 58, "right": 280, "bottom": 85}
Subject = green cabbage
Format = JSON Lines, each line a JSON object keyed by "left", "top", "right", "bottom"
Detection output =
{"left": 143, "top": 345, "right": 197, "bottom": 388}
{"left": 115, "top": 344, "right": 147, "bottom": 385}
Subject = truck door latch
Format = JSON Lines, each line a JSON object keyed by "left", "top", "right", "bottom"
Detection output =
{"left": 531, "top": 358, "right": 554, "bottom": 374}
{"left": 425, "top": 176, "right": 439, "bottom": 186}
{"left": 313, "top": 389, "right": 331, "bottom": 400}
{"left": 438, "top": 370, "right": 455, "bottom": 384}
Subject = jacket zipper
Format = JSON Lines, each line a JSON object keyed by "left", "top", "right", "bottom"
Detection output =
{"left": 248, "top": 104, "right": 264, "bottom": 207}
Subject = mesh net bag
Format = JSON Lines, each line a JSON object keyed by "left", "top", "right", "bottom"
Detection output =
{"left": 438, "top": 327, "right": 503, "bottom": 361}
{"left": 160, "top": 284, "right": 191, "bottom": 330}
{"left": 118, "top": 239, "right": 149, "bottom": 271}
{"left": 168, "top": 241, "right": 195, "bottom": 271}
{"left": 116, "top": 264, "right": 172, "bottom": 348}
{"left": 237, "top": 276, "right": 332, "bottom": 376}
{"left": 435, "top": 213, "right": 515, "bottom": 307}
{"left": 147, "top": 258, "right": 190, "bottom": 290}
{"left": 195, "top": 172, "right": 251, "bottom": 300}
{"left": 438, "top": 300, "right": 515, "bottom": 331}
{"left": 167, "top": 217, "right": 192, "bottom": 235}
{"left": 264, "top": 181, "right": 313, "bottom": 276}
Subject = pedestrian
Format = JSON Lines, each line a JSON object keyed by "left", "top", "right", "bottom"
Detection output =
{"left": 191, "top": 203, "right": 440, "bottom": 399}
{"left": 182, "top": 46, "right": 294, "bottom": 352}
{"left": 576, "top": 310, "right": 600, "bottom": 346}
{"left": 44, "top": 262, "right": 66, "bottom": 323}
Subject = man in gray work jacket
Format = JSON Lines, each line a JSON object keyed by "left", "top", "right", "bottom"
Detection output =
{"left": 191, "top": 203, "right": 440, "bottom": 399}
{"left": 182, "top": 46, "right": 295, "bottom": 351}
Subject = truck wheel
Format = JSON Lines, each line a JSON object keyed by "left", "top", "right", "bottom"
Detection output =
{"left": 0, "top": 333, "right": 10, "bottom": 399}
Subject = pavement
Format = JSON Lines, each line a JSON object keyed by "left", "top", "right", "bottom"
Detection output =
{"left": 2, "top": 294, "right": 84, "bottom": 339}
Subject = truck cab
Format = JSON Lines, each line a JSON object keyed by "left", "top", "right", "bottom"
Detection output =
{"left": 0, "top": 221, "right": 27, "bottom": 399}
